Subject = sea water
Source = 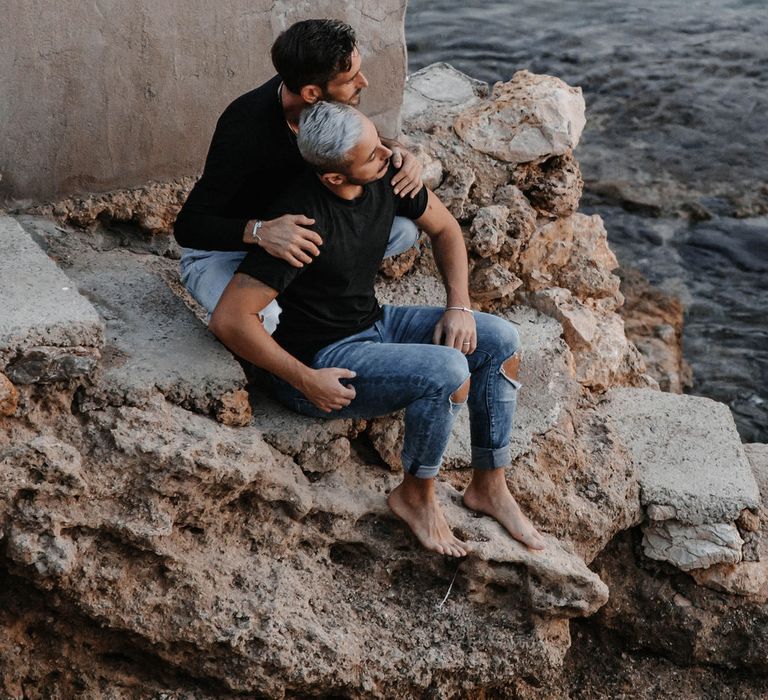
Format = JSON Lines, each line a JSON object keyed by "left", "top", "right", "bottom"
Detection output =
{"left": 406, "top": 0, "right": 768, "bottom": 441}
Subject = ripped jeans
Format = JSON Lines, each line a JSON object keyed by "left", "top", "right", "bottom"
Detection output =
{"left": 269, "top": 305, "right": 522, "bottom": 479}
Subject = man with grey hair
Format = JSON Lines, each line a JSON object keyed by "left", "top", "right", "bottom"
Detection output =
{"left": 209, "top": 102, "right": 546, "bottom": 557}
{"left": 173, "top": 19, "right": 423, "bottom": 332}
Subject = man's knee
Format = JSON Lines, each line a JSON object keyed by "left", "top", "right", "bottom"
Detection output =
{"left": 450, "top": 377, "right": 471, "bottom": 404}
{"left": 433, "top": 349, "right": 470, "bottom": 397}
{"left": 501, "top": 352, "right": 521, "bottom": 381}
{"left": 476, "top": 313, "right": 521, "bottom": 357}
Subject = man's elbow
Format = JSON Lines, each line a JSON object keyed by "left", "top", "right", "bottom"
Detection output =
{"left": 208, "top": 304, "right": 236, "bottom": 344}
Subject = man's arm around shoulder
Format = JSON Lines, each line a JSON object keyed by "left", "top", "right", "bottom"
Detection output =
{"left": 209, "top": 275, "right": 356, "bottom": 412}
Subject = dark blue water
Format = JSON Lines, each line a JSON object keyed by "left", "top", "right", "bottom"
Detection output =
{"left": 406, "top": 0, "right": 768, "bottom": 442}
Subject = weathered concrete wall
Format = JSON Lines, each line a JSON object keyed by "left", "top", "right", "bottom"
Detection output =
{"left": 0, "top": 1, "right": 407, "bottom": 202}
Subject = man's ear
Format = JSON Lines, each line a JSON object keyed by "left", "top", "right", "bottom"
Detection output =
{"left": 320, "top": 172, "right": 346, "bottom": 187}
{"left": 300, "top": 84, "right": 324, "bottom": 104}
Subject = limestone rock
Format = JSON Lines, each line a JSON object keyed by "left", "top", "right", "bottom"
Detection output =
{"left": 513, "top": 152, "right": 583, "bottom": 217}
{"left": 738, "top": 508, "right": 761, "bottom": 533}
{"left": 525, "top": 287, "right": 645, "bottom": 389}
{"left": 642, "top": 520, "right": 744, "bottom": 571}
{"left": 378, "top": 244, "right": 420, "bottom": 279}
{"left": 518, "top": 214, "right": 621, "bottom": 303}
{"left": 647, "top": 504, "right": 678, "bottom": 521}
{"left": 454, "top": 70, "right": 586, "bottom": 164}
{"left": 214, "top": 389, "right": 252, "bottom": 427}
{"left": 690, "top": 560, "right": 768, "bottom": 596}
{"left": 435, "top": 167, "right": 476, "bottom": 221}
{"left": 619, "top": 267, "right": 692, "bottom": 393}
{"left": 492, "top": 184, "right": 538, "bottom": 252}
{"left": 470, "top": 261, "right": 523, "bottom": 306}
{"left": 591, "top": 528, "right": 768, "bottom": 672}
{"left": 602, "top": 389, "right": 761, "bottom": 525}
{"left": 32, "top": 177, "right": 195, "bottom": 237}
{"left": 4, "top": 345, "right": 100, "bottom": 384}
{"left": 0, "top": 372, "right": 18, "bottom": 416}
{"left": 468, "top": 204, "right": 509, "bottom": 258}
{"left": 402, "top": 62, "right": 487, "bottom": 130}
{"left": 0, "top": 216, "right": 104, "bottom": 370}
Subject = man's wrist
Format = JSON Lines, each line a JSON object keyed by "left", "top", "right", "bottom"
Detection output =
{"left": 247, "top": 219, "right": 264, "bottom": 245}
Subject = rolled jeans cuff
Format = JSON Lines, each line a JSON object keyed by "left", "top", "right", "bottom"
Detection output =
{"left": 471, "top": 444, "right": 511, "bottom": 470}
{"left": 401, "top": 453, "right": 441, "bottom": 480}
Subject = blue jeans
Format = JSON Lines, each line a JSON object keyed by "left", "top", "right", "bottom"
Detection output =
{"left": 270, "top": 305, "right": 522, "bottom": 479}
{"left": 179, "top": 216, "right": 419, "bottom": 328}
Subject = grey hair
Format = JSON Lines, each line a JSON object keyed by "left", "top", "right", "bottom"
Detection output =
{"left": 297, "top": 101, "right": 364, "bottom": 172}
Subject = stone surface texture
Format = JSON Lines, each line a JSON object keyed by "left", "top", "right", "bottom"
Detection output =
{"left": 602, "top": 388, "right": 760, "bottom": 525}
{"left": 642, "top": 521, "right": 744, "bottom": 571}
{"left": 2, "top": 1, "right": 408, "bottom": 202}
{"left": 0, "top": 217, "right": 104, "bottom": 370}
{"left": 402, "top": 64, "right": 647, "bottom": 391}
{"left": 453, "top": 71, "right": 586, "bottom": 164}
{"left": 2, "top": 57, "right": 767, "bottom": 698}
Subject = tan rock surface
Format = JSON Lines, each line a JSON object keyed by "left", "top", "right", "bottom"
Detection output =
{"left": 619, "top": 267, "right": 692, "bottom": 393}
{"left": 0, "top": 372, "right": 18, "bottom": 416}
{"left": 454, "top": 71, "right": 586, "bottom": 164}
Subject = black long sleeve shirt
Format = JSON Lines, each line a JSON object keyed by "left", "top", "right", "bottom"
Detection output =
{"left": 173, "top": 75, "right": 307, "bottom": 251}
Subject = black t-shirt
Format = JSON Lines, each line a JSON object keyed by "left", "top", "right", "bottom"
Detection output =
{"left": 173, "top": 75, "right": 307, "bottom": 251}
{"left": 237, "top": 166, "right": 429, "bottom": 364}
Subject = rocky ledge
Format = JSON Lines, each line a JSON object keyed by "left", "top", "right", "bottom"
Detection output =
{"left": 1, "top": 65, "right": 767, "bottom": 698}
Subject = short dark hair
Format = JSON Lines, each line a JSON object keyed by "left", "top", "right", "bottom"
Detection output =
{"left": 271, "top": 19, "right": 357, "bottom": 93}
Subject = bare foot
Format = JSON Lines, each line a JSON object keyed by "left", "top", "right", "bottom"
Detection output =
{"left": 387, "top": 476, "right": 470, "bottom": 557}
{"left": 463, "top": 470, "right": 546, "bottom": 550}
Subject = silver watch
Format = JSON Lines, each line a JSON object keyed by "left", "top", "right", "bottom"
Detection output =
{"left": 250, "top": 219, "right": 264, "bottom": 243}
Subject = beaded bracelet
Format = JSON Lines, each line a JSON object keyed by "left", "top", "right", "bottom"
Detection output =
{"left": 445, "top": 306, "right": 474, "bottom": 314}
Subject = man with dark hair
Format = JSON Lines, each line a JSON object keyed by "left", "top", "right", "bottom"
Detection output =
{"left": 209, "top": 102, "right": 546, "bottom": 557}
{"left": 174, "top": 19, "right": 422, "bottom": 331}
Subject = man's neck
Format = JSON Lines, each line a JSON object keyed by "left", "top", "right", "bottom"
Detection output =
{"left": 279, "top": 83, "right": 307, "bottom": 130}
{"left": 316, "top": 175, "right": 364, "bottom": 201}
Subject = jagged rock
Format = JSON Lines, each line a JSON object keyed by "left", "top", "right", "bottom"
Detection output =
{"left": 214, "top": 388, "right": 253, "bottom": 427}
{"left": 435, "top": 167, "right": 476, "bottom": 221}
{"left": 642, "top": 520, "right": 744, "bottom": 571}
{"left": 647, "top": 504, "right": 678, "bottom": 521}
{"left": 690, "top": 560, "right": 768, "bottom": 596}
{"left": 518, "top": 214, "right": 621, "bottom": 303}
{"left": 0, "top": 372, "right": 18, "bottom": 416}
{"left": 401, "top": 62, "right": 487, "bottom": 130}
{"left": 591, "top": 530, "right": 768, "bottom": 671}
{"left": 470, "top": 260, "right": 523, "bottom": 306}
{"left": 513, "top": 152, "right": 583, "bottom": 217}
{"left": 492, "top": 184, "right": 538, "bottom": 252}
{"left": 468, "top": 204, "right": 509, "bottom": 258}
{"left": 738, "top": 508, "right": 761, "bottom": 533}
{"left": 525, "top": 287, "right": 645, "bottom": 389}
{"left": 4, "top": 345, "right": 100, "bottom": 384}
{"left": 619, "top": 267, "right": 692, "bottom": 393}
{"left": 453, "top": 70, "right": 586, "bottom": 164}
{"left": 30, "top": 177, "right": 195, "bottom": 237}
{"left": 378, "top": 243, "right": 420, "bottom": 279}
{"left": 408, "top": 140, "right": 444, "bottom": 190}
{"left": 0, "top": 384, "right": 607, "bottom": 696}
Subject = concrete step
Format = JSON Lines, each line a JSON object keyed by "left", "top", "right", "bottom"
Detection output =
{"left": 0, "top": 216, "right": 103, "bottom": 383}
{"left": 13, "top": 217, "right": 248, "bottom": 423}
{"left": 601, "top": 388, "right": 761, "bottom": 571}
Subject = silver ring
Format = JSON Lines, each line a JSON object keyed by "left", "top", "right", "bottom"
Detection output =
{"left": 462, "top": 342, "right": 471, "bottom": 345}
